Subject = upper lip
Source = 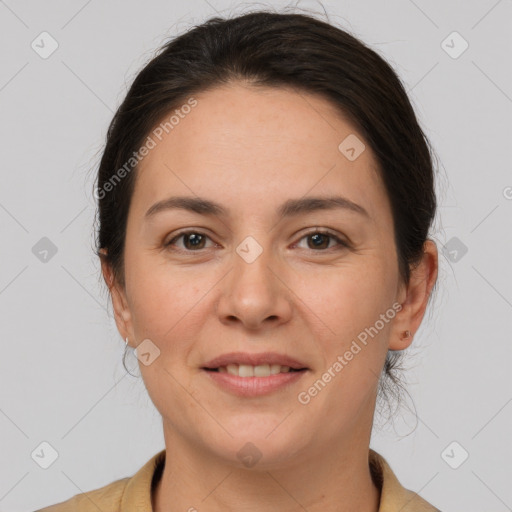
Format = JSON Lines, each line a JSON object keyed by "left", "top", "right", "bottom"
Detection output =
{"left": 202, "top": 352, "right": 308, "bottom": 370}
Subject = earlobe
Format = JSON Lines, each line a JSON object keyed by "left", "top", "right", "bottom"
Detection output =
{"left": 111, "top": 284, "right": 131, "bottom": 321}
{"left": 389, "top": 302, "right": 415, "bottom": 351}
{"left": 396, "top": 328, "right": 413, "bottom": 349}
{"left": 110, "top": 281, "right": 134, "bottom": 342}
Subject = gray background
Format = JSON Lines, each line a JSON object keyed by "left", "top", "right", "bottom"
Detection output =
{"left": 1, "top": 0, "right": 511, "bottom": 511}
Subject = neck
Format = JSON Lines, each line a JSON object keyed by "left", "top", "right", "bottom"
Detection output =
{"left": 152, "top": 425, "right": 381, "bottom": 512}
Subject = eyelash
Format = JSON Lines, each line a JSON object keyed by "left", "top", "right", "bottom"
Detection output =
{"left": 165, "top": 229, "right": 350, "bottom": 254}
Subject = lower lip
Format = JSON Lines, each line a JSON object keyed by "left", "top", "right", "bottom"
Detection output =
{"left": 202, "top": 369, "right": 308, "bottom": 397}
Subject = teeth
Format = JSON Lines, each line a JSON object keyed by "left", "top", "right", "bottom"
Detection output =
{"left": 219, "top": 364, "right": 294, "bottom": 377}
{"left": 253, "top": 364, "right": 270, "bottom": 377}
{"left": 238, "top": 364, "right": 253, "bottom": 377}
{"left": 270, "top": 364, "right": 283, "bottom": 375}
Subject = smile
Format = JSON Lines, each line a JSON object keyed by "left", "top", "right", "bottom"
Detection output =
{"left": 208, "top": 363, "right": 303, "bottom": 377}
{"left": 202, "top": 367, "right": 308, "bottom": 397}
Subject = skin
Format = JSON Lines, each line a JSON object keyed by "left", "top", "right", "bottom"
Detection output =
{"left": 101, "top": 83, "right": 438, "bottom": 512}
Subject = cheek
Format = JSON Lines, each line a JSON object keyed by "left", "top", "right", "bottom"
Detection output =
{"left": 127, "top": 264, "right": 209, "bottom": 398}
{"left": 295, "top": 264, "right": 394, "bottom": 422}
{"left": 125, "top": 255, "right": 215, "bottom": 353}
{"left": 294, "top": 257, "right": 396, "bottom": 411}
{"left": 299, "top": 257, "right": 396, "bottom": 343}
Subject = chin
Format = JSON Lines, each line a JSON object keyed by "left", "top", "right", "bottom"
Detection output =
{"left": 208, "top": 423, "right": 308, "bottom": 470}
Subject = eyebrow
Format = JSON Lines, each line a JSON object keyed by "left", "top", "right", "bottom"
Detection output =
{"left": 144, "top": 195, "right": 370, "bottom": 220}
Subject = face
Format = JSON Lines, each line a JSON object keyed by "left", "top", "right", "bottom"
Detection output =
{"left": 106, "top": 83, "right": 423, "bottom": 469}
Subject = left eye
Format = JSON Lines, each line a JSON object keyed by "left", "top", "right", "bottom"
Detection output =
{"left": 295, "top": 231, "right": 349, "bottom": 251}
{"left": 165, "top": 230, "right": 348, "bottom": 252}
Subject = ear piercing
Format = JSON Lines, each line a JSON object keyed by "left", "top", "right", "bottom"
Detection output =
{"left": 401, "top": 330, "right": 411, "bottom": 340}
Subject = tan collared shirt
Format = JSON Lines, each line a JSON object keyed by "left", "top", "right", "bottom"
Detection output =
{"left": 36, "top": 449, "right": 441, "bottom": 511}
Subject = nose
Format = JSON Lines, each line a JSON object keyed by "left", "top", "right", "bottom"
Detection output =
{"left": 216, "top": 242, "right": 293, "bottom": 331}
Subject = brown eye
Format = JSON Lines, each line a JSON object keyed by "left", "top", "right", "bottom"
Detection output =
{"left": 296, "top": 230, "right": 349, "bottom": 251}
{"left": 166, "top": 231, "right": 212, "bottom": 251}
{"left": 307, "top": 233, "right": 330, "bottom": 250}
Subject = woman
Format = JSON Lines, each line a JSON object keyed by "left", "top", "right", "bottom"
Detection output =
{"left": 39, "top": 9, "right": 441, "bottom": 512}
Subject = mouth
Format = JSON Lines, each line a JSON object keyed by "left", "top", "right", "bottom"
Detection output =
{"left": 202, "top": 364, "right": 306, "bottom": 377}
{"left": 200, "top": 352, "right": 309, "bottom": 397}
{"left": 201, "top": 351, "right": 309, "bottom": 375}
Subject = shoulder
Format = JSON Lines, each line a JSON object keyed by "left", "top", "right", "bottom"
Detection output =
{"left": 35, "top": 449, "right": 166, "bottom": 512}
{"left": 369, "top": 449, "right": 443, "bottom": 512}
{"left": 397, "top": 487, "right": 443, "bottom": 512}
{"left": 35, "top": 477, "right": 130, "bottom": 512}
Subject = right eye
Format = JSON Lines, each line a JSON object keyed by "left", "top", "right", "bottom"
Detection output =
{"left": 165, "top": 230, "right": 216, "bottom": 252}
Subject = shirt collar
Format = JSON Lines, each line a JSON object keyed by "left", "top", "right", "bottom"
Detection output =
{"left": 120, "top": 448, "right": 439, "bottom": 511}
{"left": 369, "top": 449, "right": 440, "bottom": 511}
{"left": 120, "top": 448, "right": 165, "bottom": 511}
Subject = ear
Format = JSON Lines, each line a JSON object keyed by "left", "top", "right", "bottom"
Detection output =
{"left": 389, "top": 239, "right": 438, "bottom": 350}
{"left": 99, "top": 249, "right": 135, "bottom": 347}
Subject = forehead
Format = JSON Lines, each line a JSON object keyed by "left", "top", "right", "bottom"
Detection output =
{"left": 132, "top": 83, "right": 390, "bottom": 224}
